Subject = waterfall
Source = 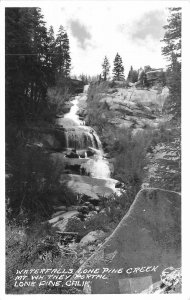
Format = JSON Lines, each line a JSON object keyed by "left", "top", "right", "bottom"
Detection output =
{"left": 62, "top": 97, "right": 83, "bottom": 126}
{"left": 57, "top": 87, "right": 111, "bottom": 179}
{"left": 83, "top": 84, "right": 89, "bottom": 93}
{"left": 63, "top": 126, "right": 101, "bottom": 150}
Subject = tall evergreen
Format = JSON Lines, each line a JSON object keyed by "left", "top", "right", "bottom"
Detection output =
{"left": 28, "top": 8, "right": 48, "bottom": 115}
{"left": 46, "top": 25, "right": 56, "bottom": 85}
{"left": 162, "top": 8, "right": 181, "bottom": 62}
{"left": 5, "top": 7, "right": 49, "bottom": 125}
{"left": 161, "top": 7, "right": 181, "bottom": 118}
{"left": 55, "top": 25, "right": 71, "bottom": 78}
{"left": 127, "top": 66, "right": 138, "bottom": 83}
{"left": 112, "top": 53, "right": 125, "bottom": 81}
{"left": 102, "top": 56, "right": 110, "bottom": 81}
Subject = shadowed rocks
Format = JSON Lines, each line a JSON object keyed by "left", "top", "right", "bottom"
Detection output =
{"left": 72, "top": 188, "right": 181, "bottom": 294}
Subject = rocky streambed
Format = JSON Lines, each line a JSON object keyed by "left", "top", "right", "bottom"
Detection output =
{"left": 33, "top": 86, "right": 123, "bottom": 257}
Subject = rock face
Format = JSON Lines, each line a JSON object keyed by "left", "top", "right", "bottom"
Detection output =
{"left": 94, "top": 87, "right": 168, "bottom": 129}
{"left": 73, "top": 188, "right": 181, "bottom": 294}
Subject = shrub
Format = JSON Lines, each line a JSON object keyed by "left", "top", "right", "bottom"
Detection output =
{"left": 84, "top": 212, "right": 110, "bottom": 232}
{"left": 83, "top": 190, "right": 137, "bottom": 235}
{"left": 86, "top": 82, "right": 116, "bottom": 135}
{"left": 47, "top": 86, "right": 71, "bottom": 117}
{"left": 100, "top": 190, "right": 136, "bottom": 224}
{"left": 110, "top": 128, "right": 152, "bottom": 192}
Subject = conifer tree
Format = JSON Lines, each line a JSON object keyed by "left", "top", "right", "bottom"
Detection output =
{"left": 5, "top": 7, "right": 49, "bottom": 124}
{"left": 47, "top": 26, "right": 55, "bottom": 67}
{"left": 161, "top": 7, "right": 181, "bottom": 118}
{"left": 46, "top": 25, "right": 56, "bottom": 85}
{"left": 162, "top": 8, "right": 181, "bottom": 62}
{"left": 112, "top": 53, "right": 125, "bottom": 81}
{"left": 127, "top": 66, "right": 138, "bottom": 83}
{"left": 55, "top": 25, "right": 71, "bottom": 78}
{"left": 102, "top": 56, "right": 110, "bottom": 81}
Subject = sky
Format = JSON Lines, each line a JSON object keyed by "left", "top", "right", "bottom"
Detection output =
{"left": 41, "top": 1, "right": 170, "bottom": 77}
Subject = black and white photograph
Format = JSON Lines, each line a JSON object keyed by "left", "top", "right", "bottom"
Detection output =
{"left": 1, "top": 0, "right": 186, "bottom": 296}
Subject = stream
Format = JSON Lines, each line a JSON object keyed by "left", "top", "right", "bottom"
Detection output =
{"left": 55, "top": 85, "right": 120, "bottom": 197}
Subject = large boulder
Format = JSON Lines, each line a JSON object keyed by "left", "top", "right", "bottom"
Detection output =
{"left": 48, "top": 211, "right": 80, "bottom": 232}
{"left": 79, "top": 230, "right": 106, "bottom": 247}
{"left": 72, "top": 188, "right": 181, "bottom": 294}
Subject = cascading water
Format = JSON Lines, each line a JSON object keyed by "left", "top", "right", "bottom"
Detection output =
{"left": 53, "top": 84, "right": 121, "bottom": 197}
{"left": 58, "top": 84, "right": 112, "bottom": 179}
{"left": 82, "top": 154, "right": 111, "bottom": 178}
{"left": 64, "top": 96, "right": 84, "bottom": 126}
{"left": 63, "top": 126, "right": 101, "bottom": 150}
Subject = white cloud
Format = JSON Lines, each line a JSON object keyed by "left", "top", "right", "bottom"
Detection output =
{"left": 42, "top": 1, "right": 170, "bottom": 77}
{"left": 68, "top": 19, "right": 91, "bottom": 49}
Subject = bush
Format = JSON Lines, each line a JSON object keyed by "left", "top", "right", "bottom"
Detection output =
{"left": 84, "top": 212, "right": 110, "bottom": 232}
{"left": 82, "top": 190, "right": 137, "bottom": 235}
{"left": 110, "top": 128, "right": 152, "bottom": 192}
{"left": 86, "top": 82, "right": 116, "bottom": 135}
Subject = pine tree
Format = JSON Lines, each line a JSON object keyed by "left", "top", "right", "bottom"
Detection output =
{"left": 127, "top": 66, "right": 133, "bottom": 82}
{"left": 47, "top": 26, "right": 55, "bottom": 67}
{"left": 29, "top": 8, "right": 49, "bottom": 115}
{"left": 161, "top": 7, "right": 181, "bottom": 118}
{"left": 102, "top": 56, "right": 110, "bottom": 81}
{"left": 46, "top": 25, "right": 56, "bottom": 85}
{"left": 165, "top": 52, "right": 181, "bottom": 117}
{"left": 127, "top": 66, "right": 138, "bottom": 83}
{"left": 6, "top": 8, "right": 31, "bottom": 125}
{"left": 55, "top": 25, "right": 71, "bottom": 78}
{"left": 112, "top": 53, "right": 125, "bottom": 81}
{"left": 5, "top": 7, "right": 49, "bottom": 124}
{"left": 162, "top": 8, "right": 181, "bottom": 62}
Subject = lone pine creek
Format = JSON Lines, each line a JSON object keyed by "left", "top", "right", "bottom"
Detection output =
{"left": 55, "top": 84, "right": 120, "bottom": 197}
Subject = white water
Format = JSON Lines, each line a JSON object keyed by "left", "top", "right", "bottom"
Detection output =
{"left": 82, "top": 154, "right": 111, "bottom": 178}
{"left": 62, "top": 86, "right": 112, "bottom": 179}
{"left": 64, "top": 96, "right": 84, "bottom": 126}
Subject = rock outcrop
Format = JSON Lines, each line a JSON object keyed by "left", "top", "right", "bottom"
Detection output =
{"left": 84, "top": 87, "right": 168, "bottom": 129}
{"left": 72, "top": 188, "right": 181, "bottom": 294}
